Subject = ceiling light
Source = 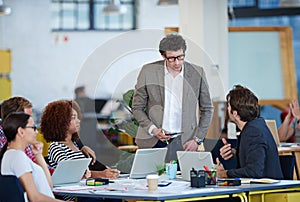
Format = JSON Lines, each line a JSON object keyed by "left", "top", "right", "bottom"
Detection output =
{"left": 157, "top": 0, "right": 178, "bottom": 5}
{"left": 279, "top": 0, "right": 300, "bottom": 7}
{"left": 103, "top": 0, "right": 127, "bottom": 15}
{"left": 0, "top": 0, "right": 11, "bottom": 16}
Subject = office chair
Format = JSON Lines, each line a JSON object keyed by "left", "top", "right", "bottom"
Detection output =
{"left": 0, "top": 174, "right": 25, "bottom": 202}
{"left": 279, "top": 155, "right": 295, "bottom": 180}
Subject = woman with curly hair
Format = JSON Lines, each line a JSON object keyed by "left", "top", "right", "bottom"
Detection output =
{"left": 40, "top": 100, "right": 120, "bottom": 179}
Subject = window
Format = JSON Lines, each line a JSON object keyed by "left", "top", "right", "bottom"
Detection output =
{"left": 51, "top": 0, "right": 135, "bottom": 31}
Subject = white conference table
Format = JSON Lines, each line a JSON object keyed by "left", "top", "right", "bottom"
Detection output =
{"left": 53, "top": 178, "right": 300, "bottom": 202}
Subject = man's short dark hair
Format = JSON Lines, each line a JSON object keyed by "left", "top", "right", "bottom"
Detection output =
{"left": 74, "top": 86, "right": 85, "bottom": 95}
{"left": 159, "top": 34, "right": 187, "bottom": 56}
{"left": 226, "top": 85, "right": 259, "bottom": 122}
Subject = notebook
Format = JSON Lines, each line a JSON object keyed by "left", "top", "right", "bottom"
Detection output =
{"left": 129, "top": 148, "right": 167, "bottom": 179}
{"left": 177, "top": 151, "right": 214, "bottom": 181}
{"left": 52, "top": 158, "right": 92, "bottom": 186}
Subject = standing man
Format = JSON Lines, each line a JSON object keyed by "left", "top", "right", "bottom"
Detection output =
{"left": 217, "top": 85, "right": 283, "bottom": 179}
{"left": 132, "top": 34, "right": 214, "bottom": 161}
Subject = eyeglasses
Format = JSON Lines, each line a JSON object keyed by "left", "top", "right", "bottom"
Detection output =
{"left": 165, "top": 54, "right": 185, "bottom": 62}
{"left": 24, "top": 125, "right": 37, "bottom": 132}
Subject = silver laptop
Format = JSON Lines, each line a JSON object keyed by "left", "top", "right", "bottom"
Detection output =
{"left": 129, "top": 148, "right": 167, "bottom": 179}
{"left": 265, "top": 119, "right": 299, "bottom": 147}
{"left": 52, "top": 158, "right": 92, "bottom": 186}
{"left": 177, "top": 151, "right": 214, "bottom": 181}
{"left": 265, "top": 120, "right": 280, "bottom": 147}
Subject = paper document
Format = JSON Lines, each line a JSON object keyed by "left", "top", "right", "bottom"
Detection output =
{"left": 240, "top": 178, "right": 279, "bottom": 184}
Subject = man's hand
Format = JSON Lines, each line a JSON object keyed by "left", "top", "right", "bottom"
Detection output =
{"left": 219, "top": 138, "right": 235, "bottom": 160}
{"left": 81, "top": 146, "right": 96, "bottom": 164}
{"left": 216, "top": 158, "right": 227, "bottom": 178}
{"left": 152, "top": 128, "right": 170, "bottom": 143}
{"left": 183, "top": 139, "right": 199, "bottom": 151}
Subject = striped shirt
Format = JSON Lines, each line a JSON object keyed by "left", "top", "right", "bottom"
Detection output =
{"left": 48, "top": 141, "right": 86, "bottom": 169}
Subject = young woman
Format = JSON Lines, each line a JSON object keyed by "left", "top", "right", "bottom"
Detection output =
{"left": 41, "top": 100, "right": 120, "bottom": 179}
{"left": 0, "top": 112, "right": 64, "bottom": 202}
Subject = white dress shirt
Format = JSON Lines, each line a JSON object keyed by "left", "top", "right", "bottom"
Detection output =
{"left": 162, "top": 64, "right": 183, "bottom": 133}
{"left": 149, "top": 63, "right": 184, "bottom": 135}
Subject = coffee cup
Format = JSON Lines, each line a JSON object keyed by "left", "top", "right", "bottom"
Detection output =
{"left": 146, "top": 174, "right": 159, "bottom": 191}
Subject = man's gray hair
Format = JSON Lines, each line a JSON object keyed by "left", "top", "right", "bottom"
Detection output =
{"left": 159, "top": 33, "right": 187, "bottom": 56}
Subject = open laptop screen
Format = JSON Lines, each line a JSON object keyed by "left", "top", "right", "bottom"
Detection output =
{"left": 52, "top": 158, "right": 92, "bottom": 186}
{"left": 177, "top": 151, "right": 214, "bottom": 181}
{"left": 129, "top": 148, "right": 167, "bottom": 179}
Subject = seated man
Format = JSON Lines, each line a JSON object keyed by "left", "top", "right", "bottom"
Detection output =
{"left": 216, "top": 85, "right": 283, "bottom": 179}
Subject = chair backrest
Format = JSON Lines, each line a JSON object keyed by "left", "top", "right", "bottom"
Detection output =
{"left": 279, "top": 155, "right": 295, "bottom": 180}
{"left": 0, "top": 175, "right": 25, "bottom": 202}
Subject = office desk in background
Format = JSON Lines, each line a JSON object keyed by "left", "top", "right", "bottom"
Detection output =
{"left": 278, "top": 146, "right": 300, "bottom": 180}
{"left": 53, "top": 179, "right": 300, "bottom": 202}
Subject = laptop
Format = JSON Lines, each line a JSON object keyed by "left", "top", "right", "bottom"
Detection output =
{"left": 52, "top": 158, "right": 92, "bottom": 186}
{"left": 265, "top": 119, "right": 299, "bottom": 147}
{"left": 129, "top": 148, "right": 167, "bottom": 179}
{"left": 265, "top": 120, "right": 280, "bottom": 147}
{"left": 177, "top": 151, "right": 214, "bottom": 181}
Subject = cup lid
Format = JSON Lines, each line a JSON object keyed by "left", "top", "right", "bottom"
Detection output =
{"left": 146, "top": 174, "right": 159, "bottom": 179}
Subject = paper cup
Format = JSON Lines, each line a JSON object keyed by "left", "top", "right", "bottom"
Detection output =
{"left": 146, "top": 174, "right": 159, "bottom": 191}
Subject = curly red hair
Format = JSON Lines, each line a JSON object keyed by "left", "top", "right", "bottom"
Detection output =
{"left": 41, "top": 100, "right": 82, "bottom": 142}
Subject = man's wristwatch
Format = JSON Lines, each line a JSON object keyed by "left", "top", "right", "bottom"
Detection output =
{"left": 194, "top": 136, "right": 204, "bottom": 145}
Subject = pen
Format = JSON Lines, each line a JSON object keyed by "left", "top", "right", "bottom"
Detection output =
{"left": 203, "top": 165, "right": 216, "bottom": 184}
{"left": 162, "top": 129, "right": 169, "bottom": 144}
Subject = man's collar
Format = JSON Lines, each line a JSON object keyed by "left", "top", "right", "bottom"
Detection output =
{"left": 164, "top": 61, "right": 184, "bottom": 77}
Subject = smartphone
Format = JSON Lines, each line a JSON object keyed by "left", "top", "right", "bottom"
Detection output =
{"left": 158, "top": 181, "right": 172, "bottom": 187}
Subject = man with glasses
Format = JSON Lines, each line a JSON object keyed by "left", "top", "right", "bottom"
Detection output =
{"left": 132, "top": 34, "right": 214, "bottom": 161}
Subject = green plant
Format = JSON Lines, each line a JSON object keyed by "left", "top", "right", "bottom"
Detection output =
{"left": 156, "top": 163, "right": 166, "bottom": 176}
{"left": 107, "top": 89, "right": 139, "bottom": 138}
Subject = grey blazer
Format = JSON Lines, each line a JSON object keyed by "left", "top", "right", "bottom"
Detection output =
{"left": 132, "top": 60, "right": 214, "bottom": 160}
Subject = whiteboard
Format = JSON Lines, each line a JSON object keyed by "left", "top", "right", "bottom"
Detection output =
{"left": 228, "top": 26, "right": 297, "bottom": 110}
{"left": 229, "top": 31, "right": 284, "bottom": 99}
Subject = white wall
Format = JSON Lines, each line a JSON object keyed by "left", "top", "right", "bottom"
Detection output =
{"left": 179, "top": 0, "right": 228, "bottom": 100}
{"left": 0, "top": 0, "right": 227, "bottom": 113}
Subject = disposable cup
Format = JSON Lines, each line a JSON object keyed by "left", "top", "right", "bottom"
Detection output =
{"left": 146, "top": 174, "right": 159, "bottom": 191}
